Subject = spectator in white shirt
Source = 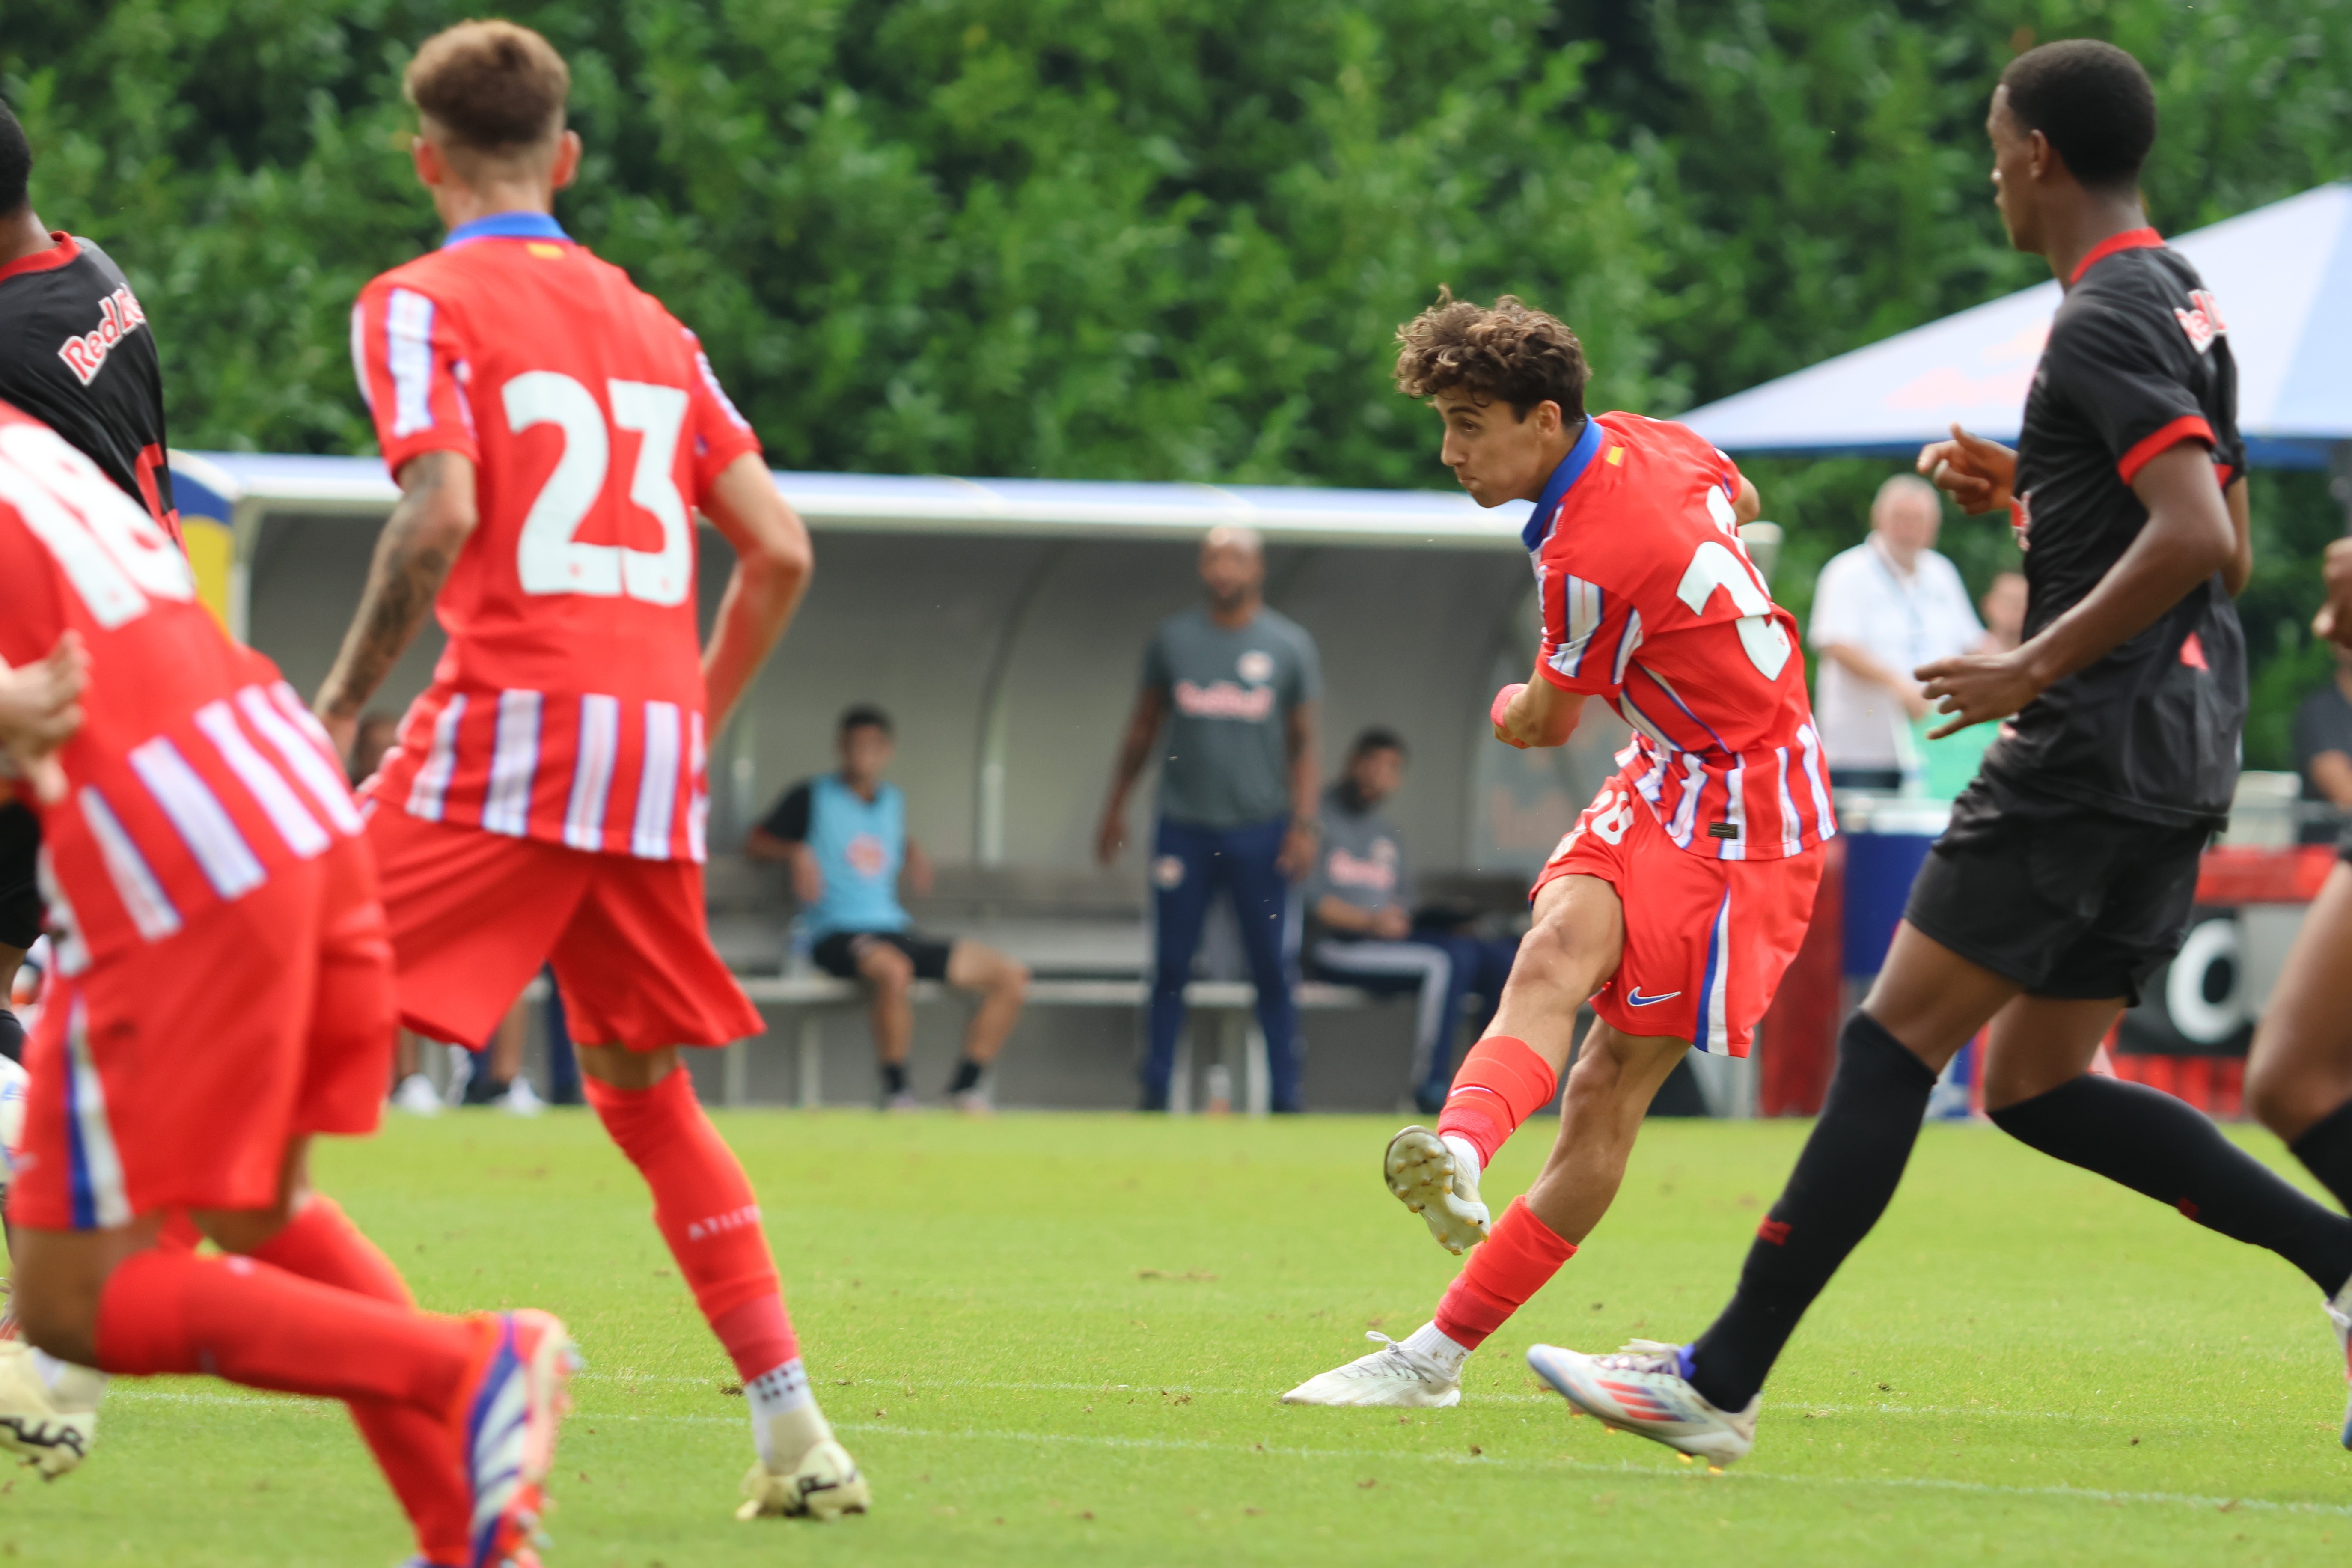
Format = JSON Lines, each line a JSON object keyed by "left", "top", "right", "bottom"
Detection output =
{"left": 1807, "top": 474, "right": 1984, "bottom": 791}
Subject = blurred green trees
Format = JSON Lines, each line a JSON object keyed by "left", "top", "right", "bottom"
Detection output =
{"left": 5, "top": 0, "right": 2350, "bottom": 759}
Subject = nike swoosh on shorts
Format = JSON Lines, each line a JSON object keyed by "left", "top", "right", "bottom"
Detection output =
{"left": 1625, "top": 988, "right": 1682, "bottom": 1006}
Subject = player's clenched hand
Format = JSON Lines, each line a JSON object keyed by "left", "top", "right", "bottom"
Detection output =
{"left": 1915, "top": 648, "right": 2039, "bottom": 740}
{"left": 2313, "top": 537, "right": 2352, "bottom": 647}
{"left": 1917, "top": 423, "right": 2017, "bottom": 517}
{"left": 0, "top": 631, "right": 90, "bottom": 805}
{"left": 1490, "top": 683, "right": 1531, "bottom": 749}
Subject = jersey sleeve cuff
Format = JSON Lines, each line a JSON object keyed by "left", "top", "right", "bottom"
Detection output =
{"left": 1534, "top": 659, "right": 1599, "bottom": 696}
{"left": 694, "top": 429, "right": 766, "bottom": 495}
{"left": 378, "top": 431, "right": 479, "bottom": 479}
{"left": 2116, "top": 415, "right": 2215, "bottom": 485}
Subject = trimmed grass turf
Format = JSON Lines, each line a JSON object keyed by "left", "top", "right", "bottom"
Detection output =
{"left": 6, "top": 1109, "right": 2351, "bottom": 1565}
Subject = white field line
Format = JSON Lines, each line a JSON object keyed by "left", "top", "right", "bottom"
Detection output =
{"left": 566, "top": 1369, "right": 2105, "bottom": 1423}
{"left": 101, "top": 1387, "right": 2342, "bottom": 1518}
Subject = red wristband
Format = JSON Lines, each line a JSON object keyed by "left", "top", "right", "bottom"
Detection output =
{"left": 1490, "top": 683, "right": 1529, "bottom": 747}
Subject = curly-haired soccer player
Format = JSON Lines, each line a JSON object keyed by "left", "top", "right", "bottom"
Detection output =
{"left": 1284, "top": 290, "right": 1833, "bottom": 1407}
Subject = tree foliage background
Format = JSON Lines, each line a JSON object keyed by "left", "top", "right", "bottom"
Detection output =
{"left": 5, "top": 0, "right": 2350, "bottom": 762}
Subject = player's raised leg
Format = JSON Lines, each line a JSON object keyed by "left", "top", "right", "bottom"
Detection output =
{"left": 1386, "top": 870, "right": 1621, "bottom": 1255}
{"left": 2246, "top": 860, "right": 2352, "bottom": 1441}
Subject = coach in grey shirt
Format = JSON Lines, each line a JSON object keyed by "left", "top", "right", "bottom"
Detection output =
{"left": 1098, "top": 525, "right": 1321, "bottom": 1111}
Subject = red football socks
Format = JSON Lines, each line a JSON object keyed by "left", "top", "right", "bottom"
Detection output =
{"left": 93, "top": 1244, "right": 482, "bottom": 1411}
{"left": 1432, "top": 1197, "right": 1578, "bottom": 1351}
{"left": 585, "top": 1067, "right": 799, "bottom": 1381}
{"left": 254, "top": 1197, "right": 470, "bottom": 1565}
{"left": 1436, "top": 1036, "right": 1559, "bottom": 1170}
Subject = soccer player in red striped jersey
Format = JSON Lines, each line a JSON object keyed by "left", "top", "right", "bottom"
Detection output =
{"left": 0, "top": 400, "right": 574, "bottom": 1564}
{"left": 311, "top": 22, "right": 863, "bottom": 1521}
{"left": 1285, "top": 293, "right": 1831, "bottom": 1408}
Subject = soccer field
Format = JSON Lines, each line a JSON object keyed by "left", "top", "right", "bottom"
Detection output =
{"left": 9, "top": 1109, "right": 2349, "bottom": 1566}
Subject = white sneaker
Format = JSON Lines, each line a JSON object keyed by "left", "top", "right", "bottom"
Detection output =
{"left": 1526, "top": 1340, "right": 1757, "bottom": 1467}
{"left": 0, "top": 1341, "right": 102, "bottom": 1478}
{"left": 2324, "top": 1278, "right": 2352, "bottom": 1447}
{"left": 739, "top": 1437, "right": 872, "bottom": 1521}
{"left": 1281, "top": 1332, "right": 1461, "bottom": 1408}
{"left": 495, "top": 1077, "right": 545, "bottom": 1118}
{"left": 949, "top": 1088, "right": 993, "bottom": 1116}
{"left": 391, "top": 1073, "right": 442, "bottom": 1117}
{"left": 882, "top": 1089, "right": 919, "bottom": 1113}
{"left": 1383, "top": 1125, "right": 1489, "bottom": 1255}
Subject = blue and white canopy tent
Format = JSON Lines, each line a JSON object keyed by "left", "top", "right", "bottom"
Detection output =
{"left": 1680, "top": 181, "right": 2352, "bottom": 491}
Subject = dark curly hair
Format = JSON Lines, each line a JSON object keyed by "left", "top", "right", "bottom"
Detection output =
{"left": 1394, "top": 289, "right": 1591, "bottom": 421}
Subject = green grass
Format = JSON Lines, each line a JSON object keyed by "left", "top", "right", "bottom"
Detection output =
{"left": 7, "top": 1110, "right": 2352, "bottom": 1566}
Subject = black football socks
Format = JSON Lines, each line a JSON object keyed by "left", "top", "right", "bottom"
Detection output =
{"left": 880, "top": 1062, "right": 909, "bottom": 1098}
{"left": 1686, "top": 1012, "right": 1937, "bottom": 1413}
{"left": 946, "top": 1057, "right": 984, "bottom": 1096}
{"left": 0, "top": 1007, "right": 19, "bottom": 1064}
{"left": 1990, "top": 1073, "right": 2352, "bottom": 1296}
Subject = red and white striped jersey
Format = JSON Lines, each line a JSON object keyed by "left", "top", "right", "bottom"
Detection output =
{"left": 348, "top": 212, "right": 763, "bottom": 863}
{"left": 1529, "top": 412, "right": 1834, "bottom": 862}
{"left": 0, "top": 401, "right": 366, "bottom": 972}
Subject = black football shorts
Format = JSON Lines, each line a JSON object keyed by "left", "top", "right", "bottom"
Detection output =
{"left": 811, "top": 929, "right": 955, "bottom": 984}
{"left": 1901, "top": 774, "right": 2209, "bottom": 1008}
{"left": 0, "top": 803, "right": 39, "bottom": 952}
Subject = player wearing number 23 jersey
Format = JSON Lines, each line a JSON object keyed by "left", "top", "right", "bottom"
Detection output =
{"left": 348, "top": 210, "right": 765, "bottom": 1050}
{"left": 1529, "top": 412, "right": 1832, "bottom": 1055}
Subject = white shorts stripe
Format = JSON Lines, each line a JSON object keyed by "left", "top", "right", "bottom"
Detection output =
{"left": 243, "top": 686, "right": 365, "bottom": 835}
{"left": 65, "top": 998, "right": 132, "bottom": 1230}
{"left": 564, "top": 694, "right": 621, "bottom": 851}
{"left": 481, "top": 690, "right": 544, "bottom": 839}
{"left": 76, "top": 787, "right": 181, "bottom": 942}
{"left": 632, "top": 700, "right": 681, "bottom": 861}
{"left": 406, "top": 694, "right": 467, "bottom": 822}
{"left": 194, "top": 700, "right": 330, "bottom": 858}
{"left": 1703, "top": 890, "right": 1733, "bottom": 1053}
{"left": 386, "top": 288, "right": 437, "bottom": 438}
{"left": 686, "top": 710, "right": 708, "bottom": 864}
{"left": 128, "top": 737, "right": 267, "bottom": 901}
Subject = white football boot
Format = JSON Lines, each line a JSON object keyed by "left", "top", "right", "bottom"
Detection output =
{"left": 2325, "top": 1277, "right": 2352, "bottom": 1448}
{"left": 739, "top": 1390, "right": 872, "bottom": 1521}
{"left": 1383, "top": 1125, "right": 1489, "bottom": 1254}
{"left": 0, "top": 1340, "right": 104, "bottom": 1478}
{"left": 391, "top": 1072, "right": 442, "bottom": 1116}
{"left": 1282, "top": 1331, "right": 1462, "bottom": 1408}
{"left": 1527, "top": 1340, "right": 1757, "bottom": 1467}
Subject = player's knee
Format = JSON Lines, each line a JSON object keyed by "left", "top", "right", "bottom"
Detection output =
{"left": 865, "top": 952, "right": 914, "bottom": 994}
{"left": 2245, "top": 1047, "right": 2340, "bottom": 1141}
{"left": 996, "top": 961, "right": 1031, "bottom": 999}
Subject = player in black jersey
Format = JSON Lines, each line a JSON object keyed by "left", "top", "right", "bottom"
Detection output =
{"left": 0, "top": 100, "right": 178, "bottom": 1067}
{"left": 1526, "top": 40, "right": 2352, "bottom": 1465}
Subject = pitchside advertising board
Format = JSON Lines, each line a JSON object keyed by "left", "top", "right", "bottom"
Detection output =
{"left": 2117, "top": 847, "right": 2334, "bottom": 1058}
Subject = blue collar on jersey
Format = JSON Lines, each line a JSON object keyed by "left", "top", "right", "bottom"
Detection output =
{"left": 1520, "top": 417, "right": 1606, "bottom": 551}
{"left": 441, "top": 211, "right": 571, "bottom": 249}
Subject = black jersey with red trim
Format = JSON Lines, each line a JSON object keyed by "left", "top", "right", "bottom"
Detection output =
{"left": 1988, "top": 229, "right": 2246, "bottom": 828}
{"left": 0, "top": 234, "right": 177, "bottom": 539}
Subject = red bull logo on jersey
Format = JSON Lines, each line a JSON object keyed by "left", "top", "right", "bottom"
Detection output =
{"left": 2174, "top": 289, "right": 2226, "bottom": 353}
{"left": 1172, "top": 679, "right": 1275, "bottom": 720}
{"left": 56, "top": 286, "right": 149, "bottom": 387}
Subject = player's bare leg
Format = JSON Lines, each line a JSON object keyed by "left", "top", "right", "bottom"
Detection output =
{"left": 2247, "top": 863, "right": 2352, "bottom": 1443}
{"left": 577, "top": 1043, "right": 870, "bottom": 1520}
{"left": 1385, "top": 873, "right": 1621, "bottom": 1253}
{"left": 853, "top": 939, "right": 919, "bottom": 1110}
{"left": 943, "top": 940, "right": 1028, "bottom": 1112}
{"left": 1522, "top": 1022, "right": 1690, "bottom": 1243}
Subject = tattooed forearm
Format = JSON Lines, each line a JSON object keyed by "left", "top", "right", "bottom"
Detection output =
{"left": 316, "top": 452, "right": 472, "bottom": 722}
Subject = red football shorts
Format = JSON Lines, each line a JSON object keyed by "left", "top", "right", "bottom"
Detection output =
{"left": 12, "top": 837, "right": 395, "bottom": 1230}
{"left": 1532, "top": 770, "right": 1824, "bottom": 1057}
{"left": 365, "top": 805, "right": 761, "bottom": 1052}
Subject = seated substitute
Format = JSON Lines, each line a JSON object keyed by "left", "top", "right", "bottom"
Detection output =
{"left": 748, "top": 705, "right": 1029, "bottom": 1111}
{"left": 1305, "top": 729, "right": 1517, "bottom": 1115}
